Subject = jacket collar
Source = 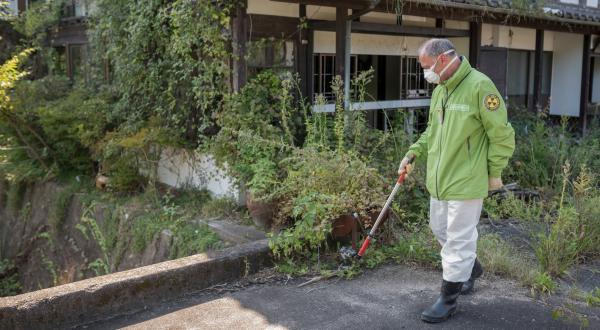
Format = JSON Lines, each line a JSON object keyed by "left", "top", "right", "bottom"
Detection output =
{"left": 440, "top": 56, "right": 472, "bottom": 90}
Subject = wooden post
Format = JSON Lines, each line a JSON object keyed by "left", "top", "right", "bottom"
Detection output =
{"left": 307, "top": 29, "right": 314, "bottom": 103}
{"left": 532, "top": 29, "right": 544, "bottom": 112}
{"left": 335, "top": 6, "right": 351, "bottom": 108}
{"left": 335, "top": 7, "right": 348, "bottom": 79}
{"left": 65, "top": 44, "right": 71, "bottom": 79}
{"left": 232, "top": 1, "right": 247, "bottom": 92}
{"left": 298, "top": 5, "right": 309, "bottom": 98}
{"left": 436, "top": 18, "right": 444, "bottom": 29}
{"left": 580, "top": 34, "right": 591, "bottom": 132}
{"left": 469, "top": 21, "right": 481, "bottom": 69}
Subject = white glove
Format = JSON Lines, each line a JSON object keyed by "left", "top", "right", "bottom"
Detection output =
{"left": 398, "top": 155, "right": 414, "bottom": 175}
{"left": 488, "top": 177, "right": 503, "bottom": 191}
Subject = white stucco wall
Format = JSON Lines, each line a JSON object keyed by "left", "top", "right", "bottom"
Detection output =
{"left": 445, "top": 20, "right": 469, "bottom": 30}
{"left": 248, "top": 0, "right": 299, "bottom": 17}
{"left": 481, "top": 24, "right": 554, "bottom": 51}
{"left": 550, "top": 32, "right": 583, "bottom": 117}
{"left": 313, "top": 31, "right": 468, "bottom": 59}
{"left": 157, "top": 149, "right": 241, "bottom": 204}
{"left": 7, "top": 0, "right": 18, "bottom": 16}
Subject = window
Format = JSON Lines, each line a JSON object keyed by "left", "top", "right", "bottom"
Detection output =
{"left": 312, "top": 54, "right": 358, "bottom": 102}
{"left": 401, "top": 56, "right": 434, "bottom": 99}
{"left": 68, "top": 44, "right": 88, "bottom": 82}
{"left": 62, "top": 0, "right": 93, "bottom": 17}
{"left": 505, "top": 49, "right": 553, "bottom": 108}
{"left": 247, "top": 39, "right": 295, "bottom": 79}
{"left": 50, "top": 46, "right": 67, "bottom": 76}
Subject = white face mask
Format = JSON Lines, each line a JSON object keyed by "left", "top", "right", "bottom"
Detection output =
{"left": 423, "top": 50, "right": 458, "bottom": 85}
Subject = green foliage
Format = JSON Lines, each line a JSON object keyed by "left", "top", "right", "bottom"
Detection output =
{"left": 270, "top": 147, "right": 386, "bottom": 258}
{"left": 372, "top": 229, "right": 441, "bottom": 268}
{"left": 2, "top": 75, "right": 114, "bottom": 181}
{"left": 169, "top": 221, "right": 222, "bottom": 259}
{"left": 5, "top": 180, "right": 26, "bottom": 216}
{"left": 0, "top": 259, "right": 21, "bottom": 297}
{"left": 200, "top": 196, "right": 238, "bottom": 219}
{"left": 131, "top": 194, "right": 222, "bottom": 256}
{"left": 477, "top": 233, "right": 538, "bottom": 286}
{"left": 89, "top": 0, "right": 236, "bottom": 144}
{"left": 532, "top": 271, "right": 557, "bottom": 295}
{"left": 11, "top": 0, "right": 65, "bottom": 44}
{"left": 92, "top": 117, "right": 179, "bottom": 193}
{"left": 88, "top": 258, "right": 109, "bottom": 277}
{"left": 484, "top": 193, "right": 544, "bottom": 222}
{"left": 212, "top": 70, "right": 300, "bottom": 199}
{"left": 533, "top": 164, "right": 600, "bottom": 277}
{"left": 49, "top": 187, "right": 73, "bottom": 231}
{"left": 582, "top": 288, "right": 600, "bottom": 307}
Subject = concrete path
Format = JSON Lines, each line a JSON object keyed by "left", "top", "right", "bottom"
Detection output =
{"left": 82, "top": 264, "right": 599, "bottom": 330}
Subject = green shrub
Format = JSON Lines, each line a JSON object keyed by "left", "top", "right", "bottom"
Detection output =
{"left": 0, "top": 259, "right": 21, "bottom": 297}
{"left": 89, "top": 0, "right": 234, "bottom": 144}
{"left": 477, "top": 233, "right": 537, "bottom": 286}
{"left": 211, "top": 71, "right": 296, "bottom": 198}
{"left": 200, "top": 196, "right": 238, "bottom": 219}
{"left": 2, "top": 76, "right": 113, "bottom": 180}
{"left": 532, "top": 271, "right": 557, "bottom": 295}
{"left": 534, "top": 165, "right": 600, "bottom": 277}
{"left": 270, "top": 148, "right": 386, "bottom": 258}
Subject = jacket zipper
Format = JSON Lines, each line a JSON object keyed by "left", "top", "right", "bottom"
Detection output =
{"left": 435, "top": 87, "right": 448, "bottom": 200}
{"left": 433, "top": 71, "right": 471, "bottom": 200}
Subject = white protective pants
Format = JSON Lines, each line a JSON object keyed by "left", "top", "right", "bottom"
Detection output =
{"left": 429, "top": 197, "right": 483, "bottom": 282}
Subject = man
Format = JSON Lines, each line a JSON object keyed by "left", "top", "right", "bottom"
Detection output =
{"left": 398, "top": 39, "right": 515, "bottom": 323}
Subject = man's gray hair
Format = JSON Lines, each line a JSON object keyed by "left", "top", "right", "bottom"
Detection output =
{"left": 418, "top": 39, "right": 457, "bottom": 57}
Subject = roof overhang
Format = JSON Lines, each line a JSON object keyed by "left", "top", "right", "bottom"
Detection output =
{"left": 272, "top": 0, "right": 600, "bottom": 34}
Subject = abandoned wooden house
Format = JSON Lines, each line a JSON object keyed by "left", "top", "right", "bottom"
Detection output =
{"left": 6, "top": 0, "right": 600, "bottom": 130}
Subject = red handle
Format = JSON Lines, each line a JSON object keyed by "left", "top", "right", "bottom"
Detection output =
{"left": 397, "top": 155, "right": 415, "bottom": 184}
{"left": 357, "top": 236, "right": 372, "bottom": 257}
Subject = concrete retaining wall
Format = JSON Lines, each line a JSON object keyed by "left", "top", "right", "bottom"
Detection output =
{"left": 0, "top": 239, "right": 272, "bottom": 329}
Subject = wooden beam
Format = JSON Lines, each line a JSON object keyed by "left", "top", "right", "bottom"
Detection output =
{"left": 298, "top": 5, "right": 309, "bottom": 98}
{"left": 532, "top": 29, "right": 544, "bottom": 112}
{"left": 436, "top": 18, "right": 444, "bottom": 29}
{"left": 274, "top": 0, "right": 374, "bottom": 10}
{"left": 335, "top": 7, "right": 348, "bottom": 78}
{"left": 312, "top": 99, "right": 432, "bottom": 113}
{"left": 307, "top": 29, "right": 314, "bottom": 102}
{"left": 469, "top": 21, "right": 481, "bottom": 69}
{"left": 580, "top": 34, "right": 592, "bottom": 132}
{"left": 246, "top": 14, "right": 299, "bottom": 38}
{"left": 309, "top": 20, "right": 470, "bottom": 37}
{"left": 272, "top": 0, "right": 600, "bottom": 34}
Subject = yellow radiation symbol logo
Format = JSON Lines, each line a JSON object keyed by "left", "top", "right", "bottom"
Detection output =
{"left": 484, "top": 94, "right": 501, "bottom": 111}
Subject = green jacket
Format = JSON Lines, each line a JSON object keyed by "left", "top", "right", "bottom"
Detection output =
{"left": 406, "top": 57, "right": 515, "bottom": 200}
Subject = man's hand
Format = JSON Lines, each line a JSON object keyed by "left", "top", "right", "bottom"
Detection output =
{"left": 488, "top": 177, "right": 503, "bottom": 191}
{"left": 398, "top": 155, "right": 414, "bottom": 175}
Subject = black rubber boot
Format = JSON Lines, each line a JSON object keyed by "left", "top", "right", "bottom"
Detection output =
{"left": 421, "top": 280, "right": 463, "bottom": 323}
{"left": 461, "top": 258, "right": 484, "bottom": 295}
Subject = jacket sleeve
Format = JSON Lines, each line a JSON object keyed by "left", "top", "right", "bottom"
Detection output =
{"left": 405, "top": 101, "right": 433, "bottom": 159}
{"left": 478, "top": 79, "right": 515, "bottom": 178}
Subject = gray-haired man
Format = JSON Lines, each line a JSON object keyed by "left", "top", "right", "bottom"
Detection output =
{"left": 398, "top": 38, "right": 515, "bottom": 322}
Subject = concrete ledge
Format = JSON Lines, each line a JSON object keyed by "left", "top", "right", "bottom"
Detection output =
{"left": 0, "top": 239, "right": 272, "bottom": 329}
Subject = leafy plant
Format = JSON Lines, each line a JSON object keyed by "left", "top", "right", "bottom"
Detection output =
{"left": 89, "top": 0, "right": 236, "bottom": 145}
{"left": 532, "top": 271, "right": 557, "bottom": 295}
{"left": 0, "top": 259, "right": 21, "bottom": 297}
